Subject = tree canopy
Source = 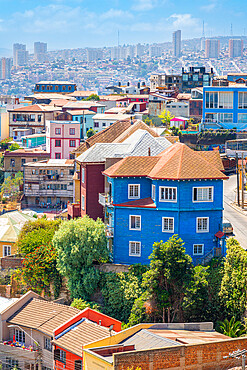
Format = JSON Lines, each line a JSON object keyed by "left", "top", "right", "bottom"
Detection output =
{"left": 158, "top": 109, "right": 174, "bottom": 127}
{"left": 53, "top": 216, "right": 109, "bottom": 300}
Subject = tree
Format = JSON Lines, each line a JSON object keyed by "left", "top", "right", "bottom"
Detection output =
{"left": 218, "top": 317, "right": 246, "bottom": 338}
{"left": 17, "top": 219, "right": 61, "bottom": 255}
{"left": 21, "top": 243, "right": 62, "bottom": 297}
{"left": 158, "top": 109, "right": 174, "bottom": 127}
{"left": 1, "top": 172, "right": 23, "bottom": 200}
{"left": 84, "top": 94, "right": 100, "bottom": 101}
{"left": 87, "top": 128, "right": 97, "bottom": 138}
{"left": 53, "top": 216, "right": 109, "bottom": 300}
{"left": 142, "top": 235, "right": 194, "bottom": 323}
{"left": 170, "top": 126, "right": 180, "bottom": 136}
{"left": 219, "top": 238, "right": 247, "bottom": 320}
{"left": 71, "top": 298, "right": 101, "bottom": 311}
{"left": 8, "top": 143, "right": 21, "bottom": 151}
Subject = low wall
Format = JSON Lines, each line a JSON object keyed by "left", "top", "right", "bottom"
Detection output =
{"left": 0, "top": 257, "right": 23, "bottom": 269}
{"left": 114, "top": 337, "right": 247, "bottom": 369}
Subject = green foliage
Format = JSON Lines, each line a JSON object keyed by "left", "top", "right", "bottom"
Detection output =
{"left": 170, "top": 126, "right": 180, "bottom": 136}
{"left": 87, "top": 128, "right": 97, "bottom": 138}
{"left": 21, "top": 243, "right": 61, "bottom": 296}
{"left": 101, "top": 269, "right": 145, "bottom": 323}
{"left": 158, "top": 110, "right": 174, "bottom": 127}
{"left": 17, "top": 218, "right": 61, "bottom": 255}
{"left": 127, "top": 292, "right": 150, "bottom": 327}
{"left": 53, "top": 216, "right": 109, "bottom": 300}
{"left": 1, "top": 172, "right": 23, "bottom": 198}
{"left": 218, "top": 317, "right": 246, "bottom": 338}
{"left": 0, "top": 137, "right": 12, "bottom": 150}
{"left": 142, "top": 235, "right": 194, "bottom": 322}
{"left": 84, "top": 94, "right": 100, "bottom": 101}
{"left": 8, "top": 143, "right": 21, "bottom": 151}
{"left": 71, "top": 298, "right": 101, "bottom": 311}
{"left": 220, "top": 238, "right": 247, "bottom": 320}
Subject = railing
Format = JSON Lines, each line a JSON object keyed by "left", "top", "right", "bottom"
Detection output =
{"left": 98, "top": 193, "right": 113, "bottom": 207}
{"left": 195, "top": 247, "right": 222, "bottom": 265}
{"left": 106, "top": 226, "right": 114, "bottom": 238}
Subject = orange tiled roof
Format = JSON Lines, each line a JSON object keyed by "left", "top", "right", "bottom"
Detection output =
{"left": 198, "top": 151, "right": 224, "bottom": 171}
{"left": 10, "top": 104, "right": 57, "bottom": 112}
{"left": 103, "top": 143, "right": 228, "bottom": 180}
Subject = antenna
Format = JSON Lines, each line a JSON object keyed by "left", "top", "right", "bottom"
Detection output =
{"left": 230, "top": 23, "right": 233, "bottom": 36}
{"left": 202, "top": 20, "right": 205, "bottom": 38}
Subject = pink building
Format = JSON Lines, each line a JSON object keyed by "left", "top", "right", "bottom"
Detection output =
{"left": 46, "top": 120, "right": 80, "bottom": 159}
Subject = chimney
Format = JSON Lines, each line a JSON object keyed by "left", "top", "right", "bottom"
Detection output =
{"left": 130, "top": 116, "right": 133, "bottom": 124}
{"left": 137, "top": 82, "right": 140, "bottom": 88}
{"left": 127, "top": 81, "right": 130, "bottom": 86}
{"left": 118, "top": 81, "right": 121, "bottom": 87}
{"left": 148, "top": 147, "right": 151, "bottom": 156}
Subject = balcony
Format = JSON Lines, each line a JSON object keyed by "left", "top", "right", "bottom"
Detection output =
{"left": 99, "top": 193, "right": 113, "bottom": 207}
{"left": 106, "top": 225, "right": 114, "bottom": 238}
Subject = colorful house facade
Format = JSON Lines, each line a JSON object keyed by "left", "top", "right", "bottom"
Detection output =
{"left": 202, "top": 85, "right": 247, "bottom": 130}
{"left": 102, "top": 143, "right": 227, "bottom": 265}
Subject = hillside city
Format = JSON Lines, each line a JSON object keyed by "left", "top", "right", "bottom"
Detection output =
{"left": 0, "top": 26, "right": 246, "bottom": 370}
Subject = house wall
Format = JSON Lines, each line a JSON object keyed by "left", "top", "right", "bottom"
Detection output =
{"left": 9, "top": 111, "right": 54, "bottom": 137}
{"left": 54, "top": 344, "right": 82, "bottom": 370}
{"left": 3, "top": 152, "right": 50, "bottom": 177}
{"left": 114, "top": 337, "right": 247, "bottom": 370}
{"left": 81, "top": 163, "right": 105, "bottom": 220}
{"left": 108, "top": 178, "right": 224, "bottom": 264}
{"left": 72, "top": 114, "right": 94, "bottom": 139}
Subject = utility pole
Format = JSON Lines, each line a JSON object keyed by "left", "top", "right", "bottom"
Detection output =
{"left": 236, "top": 153, "right": 240, "bottom": 206}
{"left": 242, "top": 153, "right": 245, "bottom": 209}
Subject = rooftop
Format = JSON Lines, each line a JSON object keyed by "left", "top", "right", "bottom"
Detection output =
{"left": 9, "top": 104, "right": 61, "bottom": 113}
{"left": 0, "top": 211, "right": 36, "bottom": 243}
{"left": 24, "top": 159, "right": 74, "bottom": 167}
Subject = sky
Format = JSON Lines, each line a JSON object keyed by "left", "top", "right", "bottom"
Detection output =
{"left": 0, "top": 0, "right": 247, "bottom": 51}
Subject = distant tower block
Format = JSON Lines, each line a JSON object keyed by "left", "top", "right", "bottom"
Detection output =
{"left": 173, "top": 30, "right": 181, "bottom": 58}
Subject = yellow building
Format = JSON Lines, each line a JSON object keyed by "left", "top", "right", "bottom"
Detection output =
{"left": 0, "top": 210, "right": 35, "bottom": 257}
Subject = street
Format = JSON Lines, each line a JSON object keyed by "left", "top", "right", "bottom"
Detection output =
{"left": 223, "top": 174, "right": 247, "bottom": 249}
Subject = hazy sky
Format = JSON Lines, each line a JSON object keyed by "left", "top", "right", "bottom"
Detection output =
{"left": 0, "top": 0, "right": 246, "bottom": 51}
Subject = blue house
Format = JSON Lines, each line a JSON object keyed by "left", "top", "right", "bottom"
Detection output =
{"left": 34, "top": 81, "right": 77, "bottom": 94}
{"left": 67, "top": 110, "right": 95, "bottom": 139}
{"left": 102, "top": 143, "right": 227, "bottom": 265}
{"left": 202, "top": 85, "right": 247, "bottom": 130}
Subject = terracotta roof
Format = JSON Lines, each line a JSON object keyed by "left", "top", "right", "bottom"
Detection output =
{"left": 73, "top": 118, "right": 132, "bottom": 154}
{"left": 9, "top": 104, "right": 59, "bottom": 112}
{"left": 104, "top": 143, "right": 228, "bottom": 180}
{"left": 198, "top": 151, "right": 224, "bottom": 171}
{"left": 7, "top": 298, "right": 79, "bottom": 336}
{"left": 103, "top": 156, "right": 160, "bottom": 177}
{"left": 165, "top": 135, "right": 179, "bottom": 144}
{"left": 114, "top": 197, "right": 156, "bottom": 208}
{"left": 67, "top": 90, "right": 97, "bottom": 97}
{"left": 53, "top": 319, "right": 110, "bottom": 356}
{"left": 113, "top": 120, "right": 158, "bottom": 143}
{"left": 49, "top": 99, "right": 69, "bottom": 107}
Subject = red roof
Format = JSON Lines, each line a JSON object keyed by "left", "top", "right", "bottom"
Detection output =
{"left": 114, "top": 197, "right": 156, "bottom": 208}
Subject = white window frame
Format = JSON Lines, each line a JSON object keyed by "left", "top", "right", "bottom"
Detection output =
{"left": 193, "top": 187, "right": 214, "bottom": 202}
{"left": 162, "top": 217, "right": 174, "bottom": 233}
{"left": 129, "top": 241, "right": 141, "bottom": 257}
{"left": 81, "top": 167, "right": 85, "bottom": 183}
{"left": 193, "top": 244, "right": 204, "bottom": 256}
{"left": 15, "top": 328, "right": 25, "bottom": 344}
{"left": 196, "top": 217, "right": 209, "bottom": 233}
{"left": 152, "top": 184, "right": 156, "bottom": 201}
{"left": 159, "top": 186, "right": 177, "bottom": 202}
{"left": 81, "top": 195, "right": 85, "bottom": 210}
{"left": 128, "top": 184, "right": 140, "bottom": 199}
{"left": 3, "top": 245, "right": 11, "bottom": 257}
{"left": 129, "top": 215, "right": 141, "bottom": 231}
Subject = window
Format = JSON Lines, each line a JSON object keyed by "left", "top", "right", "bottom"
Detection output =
{"left": 129, "top": 215, "right": 141, "bottom": 230}
{"left": 159, "top": 187, "right": 177, "bottom": 202}
{"left": 10, "top": 159, "right": 15, "bottom": 167}
{"left": 6, "top": 358, "right": 19, "bottom": 370}
{"left": 162, "top": 217, "right": 174, "bottom": 233}
{"left": 54, "top": 349, "right": 66, "bottom": 364}
{"left": 21, "top": 158, "right": 26, "bottom": 166}
{"left": 15, "top": 329, "right": 25, "bottom": 344}
{"left": 44, "top": 337, "right": 52, "bottom": 351}
{"left": 218, "top": 92, "right": 233, "bottom": 109}
{"left": 75, "top": 360, "right": 82, "bottom": 370}
{"left": 62, "top": 85, "right": 66, "bottom": 91}
{"left": 238, "top": 113, "right": 247, "bottom": 123}
{"left": 81, "top": 195, "right": 85, "bottom": 210}
{"left": 55, "top": 128, "right": 61, "bottom": 135}
{"left": 55, "top": 140, "right": 61, "bottom": 147}
{"left": 33, "top": 158, "right": 37, "bottom": 162}
{"left": 128, "top": 184, "right": 140, "bottom": 199}
{"left": 197, "top": 217, "right": 209, "bottom": 233}
{"left": 205, "top": 92, "right": 218, "bottom": 109}
{"left": 69, "top": 140, "right": 76, "bottom": 147}
{"left": 3, "top": 245, "right": 11, "bottom": 257}
{"left": 218, "top": 113, "right": 233, "bottom": 123}
{"left": 69, "top": 169, "right": 74, "bottom": 176}
{"left": 193, "top": 244, "right": 204, "bottom": 255}
{"left": 55, "top": 153, "right": 61, "bottom": 159}
{"left": 70, "top": 128, "right": 75, "bottom": 135}
{"left": 129, "top": 241, "right": 141, "bottom": 257}
{"left": 193, "top": 187, "right": 213, "bottom": 202}
{"left": 152, "top": 184, "right": 156, "bottom": 201}
{"left": 81, "top": 167, "right": 85, "bottom": 183}
{"left": 102, "top": 122, "right": 106, "bottom": 126}
{"left": 94, "top": 122, "right": 99, "bottom": 128}
{"left": 239, "top": 92, "right": 247, "bottom": 109}
{"left": 55, "top": 85, "right": 58, "bottom": 91}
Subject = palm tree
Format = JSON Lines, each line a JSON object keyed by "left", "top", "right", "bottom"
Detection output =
{"left": 218, "top": 317, "right": 246, "bottom": 338}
